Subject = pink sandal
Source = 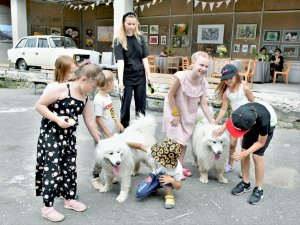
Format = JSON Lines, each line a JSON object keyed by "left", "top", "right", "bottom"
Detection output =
{"left": 42, "top": 207, "right": 64, "bottom": 222}
{"left": 64, "top": 200, "right": 87, "bottom": 212}
{"left": 183, "top": 168, "right": 192, "bottom": 177}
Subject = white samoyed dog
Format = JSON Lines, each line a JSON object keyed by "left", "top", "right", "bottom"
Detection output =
{"left": 95, "top": 115, "right": 156, "bottom": 203}
{"left": 191, "top": 117, "right": 230, "bottom": 184}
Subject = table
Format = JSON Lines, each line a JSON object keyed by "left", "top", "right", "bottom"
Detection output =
{"left": 253, "top": 61, "right": 270, "bottom": 83}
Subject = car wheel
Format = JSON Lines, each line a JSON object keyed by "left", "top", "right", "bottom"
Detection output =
{"left": 17, "top": 59, "right": 28, "bottom": 70}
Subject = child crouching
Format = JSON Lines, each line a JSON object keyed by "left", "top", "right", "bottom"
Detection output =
{"left": 128, "top": 138, "right": 182, "bottom": 209}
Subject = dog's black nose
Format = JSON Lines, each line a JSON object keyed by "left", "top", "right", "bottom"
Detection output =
{"left": 217, "top": 151, "right": 221, "bottom": 154}
{"left": 116, "top": 161, "right": 120, "bottom": 165}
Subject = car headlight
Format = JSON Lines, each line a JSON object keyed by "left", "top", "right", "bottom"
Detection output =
{"left": 75, "top": 56, "right": 81, "bottom": 62}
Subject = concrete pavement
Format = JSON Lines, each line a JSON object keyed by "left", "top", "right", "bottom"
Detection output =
{"left": 0, "top": 87, "right": 299, "bottom": 225}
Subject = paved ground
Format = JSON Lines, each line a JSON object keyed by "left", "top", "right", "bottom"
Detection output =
{"left": 0, "top": 87, "right": 299, "bottom": 225}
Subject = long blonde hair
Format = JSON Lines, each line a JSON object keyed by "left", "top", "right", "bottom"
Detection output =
{"left": 116, "top": 12, "right": 142, "bottom": 50}
{"left": 188, "top": 51, "right": 211, "bottom": 70}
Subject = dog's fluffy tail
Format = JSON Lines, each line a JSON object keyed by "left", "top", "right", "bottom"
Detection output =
{"left": 126, "top": 114, "right": 157, "bottom": 135}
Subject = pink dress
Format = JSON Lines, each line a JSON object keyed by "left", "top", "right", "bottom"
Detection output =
{"left": 163, "top": 71, "right": 208, "bottom": 146}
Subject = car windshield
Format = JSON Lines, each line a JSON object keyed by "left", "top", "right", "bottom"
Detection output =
{"left": 49, "top": 37, "right": 77, "bottom": 48}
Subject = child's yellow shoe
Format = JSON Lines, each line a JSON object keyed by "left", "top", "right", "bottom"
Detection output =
{"left": 164, "top": 195, "right": 175, "bottom": 209}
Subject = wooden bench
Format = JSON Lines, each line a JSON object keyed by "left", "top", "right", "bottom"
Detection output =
{"left": 146, "top": 73, "right": 173, "bottom": 109}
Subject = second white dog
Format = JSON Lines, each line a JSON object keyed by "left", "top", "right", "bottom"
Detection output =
{"left": 191, "top": 120, "right": 230, "bottom": 184}
{"left": 95, "top": 115, "right": 156, "bottom": 203}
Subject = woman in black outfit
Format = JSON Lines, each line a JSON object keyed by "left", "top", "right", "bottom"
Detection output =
{"left": 269, "top": 48, "right": 284, "bottom": 81}
{"left": 114, "top": 12, "right": 152, "bottom": 128}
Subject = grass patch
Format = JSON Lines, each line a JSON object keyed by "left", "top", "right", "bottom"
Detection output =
{"left": 0, "top": 78, "right": 30, "bottom": 88}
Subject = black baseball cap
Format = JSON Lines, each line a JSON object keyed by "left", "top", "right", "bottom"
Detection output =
{"left": 221, "top": 64, "right": 238, "bottom": 81}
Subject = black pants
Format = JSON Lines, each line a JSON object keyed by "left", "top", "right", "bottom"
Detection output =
{"left": 121, "top": 83, "right": 146, "bottom": 128}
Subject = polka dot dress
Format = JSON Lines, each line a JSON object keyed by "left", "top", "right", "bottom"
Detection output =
{"left": 35, "top": 84, "right": 87, "bottom": 207}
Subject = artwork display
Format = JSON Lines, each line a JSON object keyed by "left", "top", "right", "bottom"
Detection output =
{"left": 181, "top": 36, "right": 189, "bottom": 47}
{"left": 197, "top": 24, "right": 224, "bottom": 44}
{"left": 242, "top": 44, "right": 248, "bottom": 53}
{"left": 174, "top": 24, "right": 188, "bottom": 36}
{"left": 149, "top": 25, "right": 159, "bottom": 34}
{"left": 263, "top": 30, "right": 281, "bottom": 42}
{"left": 282, "top": 30, "right": 299, "bottom": 43}
{"left": 51, "top": 27, "right": 61, "bottom": 35}
{"left": 281, "top": 45, "right": 299, "bottom": 58}
{"left": 65, "top": 26, "right": 80, "bottom": 47}
{"left": 160, "top": 35, "right": 167, "bottom": 45}
{"left": 149, "top": 35, "right": 158, "bottom": 45}
{"left": 97, "top": 26, "right": 114, "bottom": 42}
{"left": 140, "top": 25, "right": 148, "bottom": 34}
{"left": 234, "top": 44, "right": 240, "bottom": 52}
{"left": 173, "top": 37, "right": 181, "bottom": 48}
{"left": 262, "top": 44, "right": 279, "bottom": 55}
{"left": 236, "top": 24, "right": 257, "bottom": 39}
{"left": 143, "top": 35, "right": 148, "bottom": 43}
{"left": 31, "top": 25, "right": 48, "bottom": 36}
{"left": 0, "top": 24, "right": 12, "bottom": 42}
{"left": 250, "top": 45, "right": 257, "bottom": 53}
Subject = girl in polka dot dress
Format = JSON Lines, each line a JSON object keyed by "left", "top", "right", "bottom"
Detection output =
{"left": 35, "top": 64, "right": 104, "bottom": 222}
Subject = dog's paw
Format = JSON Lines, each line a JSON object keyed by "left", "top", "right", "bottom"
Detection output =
{"left": 199, "top": 177, "right": 209, "bottom": 184}
{"left": 192, "top": 161, "right": 198, "bottom": 167}
{"left": 131, "top": 171, "right": 138, "bottom": 177}
{"left": 218, "top": 177, "right": 228, "bottom": 184}
{"left": 116, "top": 195, "right": 127, "bottom": 203}
{"left": 99, "top": 185, "right": 111, "bottom": 193}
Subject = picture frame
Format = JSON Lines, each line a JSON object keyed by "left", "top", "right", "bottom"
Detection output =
{"left": 233, "top": 44, "right": 240, "bottom": 52}
{"left": 172, "top": 36, "right": 181, "bottom": 48}
{"left": 242, "top": 44, "right": 248, "bottom": 53}
{"left": 263, "top": 30, "right": 281, "bottom": 42}
{"left": 149, "top": 35, "right": 158, "bottom": 45}
{"left": 0, "top": 24, "right": 12, "bottom": 42}
{"left": 97, "top": 26, "right": 114, "bottom": 42}
{"left": 262, "top": 44, "right": 279, "bottom": 55}
{"left": 236, "top": 24, "right": 257, "bottom": 39}
{"left": 140, "top": 25, "right": 148, "bottom": 34}
{"left": 160, "top": 35, "right": 167, "bottom": 45}
{"left": 143, "top": 35, "right": 148, "bottom": 43}
{"left": 281, "top": 45, "right": 299, "bottom": 58}
{"left": 174, "top": 24, "right": 188, "bottom": 36}
{"left": 149, "top": 25, "right": 159, "bottom": 34}
{"left": 51, "top": 27, "right": 61, "bottom": 36}
{"left": 197, "top": 24, "right": 224, "bottom": 44}
{"left": 282, "top": 30, "right": 300, "bottom": 43}
{"left": 250, "top": 44, "right": 257, "bottom": 54}
{"left": 181, "top": 36, "right": 189, "bottom": 47}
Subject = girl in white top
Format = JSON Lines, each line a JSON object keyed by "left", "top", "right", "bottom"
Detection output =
{"left": 214, "top": 64, "right": 255, "bottom": 172}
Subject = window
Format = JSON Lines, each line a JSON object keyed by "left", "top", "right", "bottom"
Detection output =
{"left": 16, "top": 38, "right": 27, "bottom": 48}
{"left": 38, "top": 38, "right": 49, "bottom": 48}
{"left": 24, "top": 38, "right": 37, "bottom": 48}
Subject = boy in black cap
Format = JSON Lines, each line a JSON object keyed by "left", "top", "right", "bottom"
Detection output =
{"left": 128, "top": 138, "right": 183, "bottom": 209}
{"left": 213, "top": 101, "right": 277, "bottom": 205}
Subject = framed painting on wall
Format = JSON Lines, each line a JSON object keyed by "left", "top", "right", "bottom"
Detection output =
{"left": 233, "top": 44, "right": 240, "bottom": 52}
{"left": 173, "top": 37, "right": 181, "bottom": 48}
{"left": 174, "top": 24, "right": 188, "bottom": 36}
{"left": 143, "top": 35, "right": 148, "bottom": 43}
{"left": 149, "top": 35, "right": 158, "bottom": 45}
{"left": 281, "top": 45, "right": 299, "bottom": 58}
{"left": 160, "top": 35, "right": 167, "bottom": 45}
{"left": 140, "top": 25, "right": 148, "bottom": 34}
{"left": 51, "top": 27, "right": 61, "bottom": 35}
{"left": 236, "top": 24, "right": 257, "bottom": 39}
{"left": 0, "top": 24, "right": 12, "bottom": 42}
{"left": 282, "top": 30, "right": 299, "bottom": 43}
{"left": 149, "top": 25, "right": 159, "bottom": 34}
{"left": 197, "top": 24, "right": 224, "bottom": 44}
{"left": 97, "top": 26, "right": 114, "bottom": 42}
{"left": 263, "top": 30, "right": 281, "bottom": 42}
{"left": 181, "top": 36, "right": 189, "bottom": 47}
{"left": 262, "top": 44, "right": 279, "bottom": 55}
{"left": 250, "top": 44, "right": 257, "bottom": 54}
{"left": 242, "top": 44, "right": 248, "bottom": 53}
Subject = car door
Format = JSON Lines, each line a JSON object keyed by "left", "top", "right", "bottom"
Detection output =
{"left": 23, "top": 37, "right": 37, "bottom": 66}
{"left": 36, "top": 37, "right": 50, "bottom": 67}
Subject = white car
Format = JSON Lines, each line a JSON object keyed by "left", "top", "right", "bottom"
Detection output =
{"left": 7, "top": 35, "right": 100, "bottom": 70}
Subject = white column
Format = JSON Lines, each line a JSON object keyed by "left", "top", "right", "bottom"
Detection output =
{"left": 113, "top": 0, "right": 133, "bottom": 39}
{"left": 11, "top": 0, "right": 27, "bottom": 46}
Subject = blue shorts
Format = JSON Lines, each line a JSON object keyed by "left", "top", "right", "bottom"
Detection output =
{"left": 136, "top": 172, "right": 173, "bottom": 198}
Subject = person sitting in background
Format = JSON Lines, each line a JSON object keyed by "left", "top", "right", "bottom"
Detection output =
{"left": 255, "top": 47, "right": 270, "bottom": 61}
{"left": 160, "top": 46, "right": 168, "bottom": 57}
{"left": 269, "top": 48, "right": 284, "bottom": 81}
{"left": 205, "top": 46, "right": 214, "bottom": 57}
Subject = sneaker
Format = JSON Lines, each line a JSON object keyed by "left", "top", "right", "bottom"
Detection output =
{"left": 64, "top": 200, "right": 87, "bottom": 212}
{"left": 231, "top": 181, "right": 251, "bottom": 195}
{"left": 248, "top": 187, "right": 264, "bottom": 205}
{"left": 42, "top": 207, "right": 64, "bottom": 222}
{"left": 164, "top": 195, "right": 175, "bottom": 209}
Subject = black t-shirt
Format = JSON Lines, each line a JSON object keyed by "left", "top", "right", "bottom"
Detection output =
{"left": 270, "top": 55, "right": 284, "bottom": 70}
{"left": 114, "top": 35, "right": 149, "bottom": 85}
